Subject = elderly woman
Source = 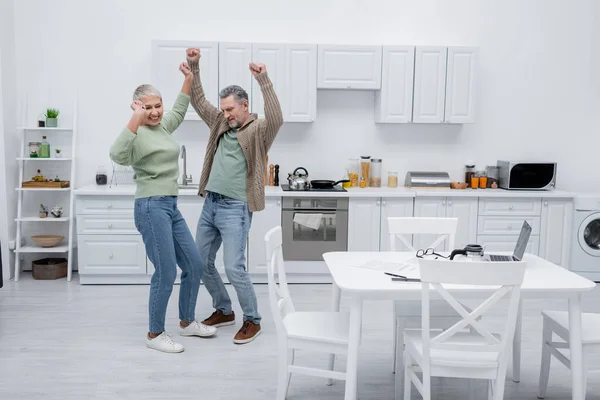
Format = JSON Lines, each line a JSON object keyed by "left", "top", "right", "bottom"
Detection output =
{"left": 110, "top": 62, "right": 216, "bottom": 353}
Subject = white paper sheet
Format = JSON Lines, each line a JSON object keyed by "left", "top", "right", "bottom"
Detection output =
{"left": 353, "top": 258, "right": 421, "bottom": 280}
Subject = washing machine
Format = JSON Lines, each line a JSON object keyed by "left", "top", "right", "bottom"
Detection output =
{"left": 570, "top": 195, "right": 600, "bottom": 281}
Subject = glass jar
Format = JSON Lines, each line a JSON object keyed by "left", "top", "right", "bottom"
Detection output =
{"left": 95, "top": 166, "right": 108, "bottom": 185}
{"left": 39, "top": 136, "right": 50, "bottom": 158}
{"left": 486, "top": 165, "right": 499, "bottom": 188}
{"left": 388, "top": 171, "right": 398, "bottom": 188}
{"left": 29, "top": 142, "right": 41, "bottom": 158}
{"left": 360, "top": 156, "right": 371, "bottom": 187}
{"left": 370, "top": 159, "right": 382, "bottom": 187}
{"left": 347, "top": 158, "right": 359, "bottom": 187}
{"left": 465, "top": 164, "right": 475, "bottom": 188}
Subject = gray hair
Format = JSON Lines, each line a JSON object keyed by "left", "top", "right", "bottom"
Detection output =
{"left": 133, "top": 84, "right": 162, "bottom": 101}
{"left": 219, "top": 85, "right": 248, "bottom": 104}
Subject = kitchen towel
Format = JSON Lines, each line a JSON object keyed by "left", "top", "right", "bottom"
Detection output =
{"left": 293, "top": 213, "right": 323, "bottom": 230}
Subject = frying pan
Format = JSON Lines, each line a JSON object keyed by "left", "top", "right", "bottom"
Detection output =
{"left": 310, "top": 179, "right": 350, "bottom": 189}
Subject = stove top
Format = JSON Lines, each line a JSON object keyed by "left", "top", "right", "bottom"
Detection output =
{"left": 280, "top": 184, "right": 347, "bottom": 192}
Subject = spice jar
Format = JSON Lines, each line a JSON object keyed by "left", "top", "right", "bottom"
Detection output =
{"left": 29, "top": 142, "right": 41, "bottom": 158}
{"left": 95, "top": 166, "right": 108, "bottom": 185}
{"left": 465, "top": 163, "right": 475, "bottom": 188}
{"left": 347, "top": 158, "right": 359, "bottom": 187}
{"left": 388, "top": 171, "right": 398, "bottom": 188}
{"left": 360, "top": 156, "right": 371, "bottom": 187}
{"left": 370, "top": 159, "right": 382, "bottom": 187}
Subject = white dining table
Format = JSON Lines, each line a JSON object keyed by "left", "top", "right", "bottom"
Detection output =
{"left": 322, "top": 251, "right": 596, "bottom": 400}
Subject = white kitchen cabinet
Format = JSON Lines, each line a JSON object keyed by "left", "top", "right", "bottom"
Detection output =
{"left": 284, "top": 44, "right": 317, "bottom": 122}
{"left": 348, "top": 198, "right": 381, "bottom": 251}
{"left": 151, "top": 40, "right": 219, "bottom": 120}
{"left": 248, "top": 198, "right": 282, "bottom": 273}
{"left": 317, "top": 45, "right": 382, "bottom": 89}
{"left": 539, "top": 199, "right": 573, "bottom": 267}
{"left": 412, "top": 46, "right": 447, "bottom": 123}
{"left": 444, "top": 47, "right": 478, "bottom": 123}
{"left": 251, "top": 43, "right": 285, "bottom": 119}
{"left": 251, "top": 43, "right": 317, "bottom": 122}
{"left": 374, "top": 46, "right": 415, "bottom": 123}
{"left": 414, "top": 197, "right": 478, "bottom": 251}
{"left": 379, "top": 197, "right": 415, "bottom": 251}
{"left": 219, "top": 42, "right": 253, "bottom": 109}
{"left": 78, "top": 234, "right": 147, "bottom": 275}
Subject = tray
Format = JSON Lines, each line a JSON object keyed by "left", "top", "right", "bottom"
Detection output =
{"left": 22, "top": 180, "right": 70, "bottom": 188}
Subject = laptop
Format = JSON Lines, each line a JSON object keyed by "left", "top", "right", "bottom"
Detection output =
{"left": 485, "top": 220, "right": 532, "bottom": 262}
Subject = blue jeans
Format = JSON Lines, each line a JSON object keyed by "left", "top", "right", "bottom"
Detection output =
{"left": 196, "top": 192, "right": 260, "bottom": 324}
{"left": 134, "top": 196, "right": 203, "bottom": 334}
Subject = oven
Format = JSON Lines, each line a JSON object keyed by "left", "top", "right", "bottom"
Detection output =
{"left": 281, "top": 197, "right": 349, "bottom": 261}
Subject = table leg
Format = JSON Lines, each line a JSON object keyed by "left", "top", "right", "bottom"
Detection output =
{"left": 512, "top": 299, "right": 522, "bottom": 382}
{"left": 569, "top": 294, "right": 584, "bottom": 400}
{"left": 327, "top": 283, "right": 342, "bottom": 386}
{"left": 344, "top": 297, "right": 363, "bottom": 400}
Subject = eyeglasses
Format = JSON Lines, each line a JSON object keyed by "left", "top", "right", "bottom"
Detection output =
{"left": 416, "top": 248, "right": 448, "bottom": 259}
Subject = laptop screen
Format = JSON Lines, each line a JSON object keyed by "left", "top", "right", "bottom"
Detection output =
{"left": 512, "top": 221, "right": 533, "bottom": 261}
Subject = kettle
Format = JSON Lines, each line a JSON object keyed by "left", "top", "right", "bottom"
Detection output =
{"left": 449, "top": 244, "right": 485, "bottom": 260}
{"left": 288, "top": 167, "right": 310, "bottom": 190}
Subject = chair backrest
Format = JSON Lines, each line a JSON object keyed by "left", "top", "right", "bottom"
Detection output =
{"left": 387, "top": 217, "right": 458, "bottom": 252}
{"left": 418, "top": 258, "right": 526, "bottom": 365}
{"left": 265, "top": 226, "right": 295, "bottom": 338}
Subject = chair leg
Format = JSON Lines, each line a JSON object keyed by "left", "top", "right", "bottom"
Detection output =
{"left": 492, "top": 370, "right": 508, "bottom": 400}
{"left": 276, "top": 349, "right": 289, "bottom": 400}
{"left": 487, "top": 379, "right": 494, "bottom": 400}
{"left": 286, "top": 349, "right": 294, "bottom": 396}
{"left": 395, "top": 318, "right": 406, "bottom": 385}
{"left": 422, "top": 364, "right": 431, "bottom": 400}
{"left": 538, "top": 321, "right": 552, "bottom": 399}
{"left": 582, "top": 352, "right": 588, "bottom": 400}
{"left": 393, "top": 302, "right": 398, "bottom": 374}
{"left": 403, "top": 352, "right": 412, "bottom": 400}
{"left": 326, "top": 351, "right": 335, "bottom": 386}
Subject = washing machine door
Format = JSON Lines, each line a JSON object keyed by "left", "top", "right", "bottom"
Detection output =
{"left": 578, "top": 212, "right": 600, "bottom": 256}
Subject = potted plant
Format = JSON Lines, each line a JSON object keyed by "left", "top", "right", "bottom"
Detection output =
{"left": 45, "top": 108, "right": 60, "bottom": 127}
{"left": 54, "top": 148, "right": 62, "bottom": 158}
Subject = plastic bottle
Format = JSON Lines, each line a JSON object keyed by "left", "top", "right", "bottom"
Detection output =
{"left": 39, "top": 136, "right": 50, "bottom": 158}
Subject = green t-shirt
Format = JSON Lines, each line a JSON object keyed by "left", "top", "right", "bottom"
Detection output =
{"left": 205, "top": 129, "right": 248, "bottom": 202}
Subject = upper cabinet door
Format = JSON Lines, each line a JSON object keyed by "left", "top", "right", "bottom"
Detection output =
{"left": 219, "top": 43, "right": 253, "bottom": 110}
{"left": 444, "top": 47, "right": 478, "bottom": 123}
{"left": 251, "top": 43, "right": 285, "bottom": 119}
{"left": 151, "top": 40, "right": 219, "bottom": 120}
{"left": 317, "top": 45, "right": 382, "bottom": 89}
{"left": 374, "top": 46, "right": 415, "bottom": 123}
{"left": 284, "top": 44, "right": 317, "bottom": 122}
{"left": 412, "top": 46, "right": 447, "bottom": 123}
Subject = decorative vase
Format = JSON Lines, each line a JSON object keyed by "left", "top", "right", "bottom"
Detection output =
{"left": 46, "top": 118, "right": 58, "bottom": 128}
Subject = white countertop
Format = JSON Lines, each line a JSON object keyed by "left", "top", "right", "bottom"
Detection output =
{"left": 74, "top": 184, "right": 575, "bottom": 199}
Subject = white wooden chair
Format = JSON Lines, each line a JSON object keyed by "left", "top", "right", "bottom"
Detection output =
{"left": 401, "top": 258, "right": 526, "bottom": 400}
{"left": 265, "top": 226, "right": 352, "bottom": 400}
{"left": 538, "top": 310, "right": 600, "bottom": 399}
{"left": 388, "top": 217, "right": 462, "bottom": 375}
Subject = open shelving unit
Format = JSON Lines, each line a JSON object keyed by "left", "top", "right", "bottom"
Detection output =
{"left": 13, "top": 95, "right": 78, "bottom": 282}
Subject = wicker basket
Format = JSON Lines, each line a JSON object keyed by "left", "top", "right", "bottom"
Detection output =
{"left": 32, "top": 258, "right": 67, "bottom": 280}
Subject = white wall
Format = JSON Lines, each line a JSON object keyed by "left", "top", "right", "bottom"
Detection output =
{"left": 9, "top": 0, "right": 600, "bottom": 193}
{"left": 1, "top": 0, "right": 18, "bottom": 281}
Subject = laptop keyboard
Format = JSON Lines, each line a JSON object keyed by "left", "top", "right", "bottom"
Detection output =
{"left": 490, "top": 254, "right": 513, "bottom": 262}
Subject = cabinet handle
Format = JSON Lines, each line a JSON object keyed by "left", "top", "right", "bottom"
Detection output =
{"left": 108, "top": 223, "right": 113, "bottom": 229}
{"left": 382, "top": 201, "right": 386, "bottom": 206}
{"left": 448, "top": 201, "right": 452, "bottom": 206}
{"left": 109, "top": 253, "right": 114, "bottom": 259}
{"left": 376, "top": 200, "right": 381, "bottom": 206}
{"left": 442, "top": 200, "right": 446, "bottom": 205}
{"left": 508, "top": 224, "right": 513, "bottom": 229}
{"left": 107, "top": 204, "right": 112, "bottom": 209}
{"left": 277, "top": 200, "right": 281, "bottom": 206}
{"left": 509, "top": 205, "right": 514, "bottom": 210}
{"left": 544, "top": 201, "right": 548, "bottom": 206}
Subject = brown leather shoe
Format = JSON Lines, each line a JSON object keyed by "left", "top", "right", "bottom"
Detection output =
{"left": 233, "top": 321, "right": 261, "bottom": 344}
{"left": 201, "top": 310, "right": 235, "bottom": 327}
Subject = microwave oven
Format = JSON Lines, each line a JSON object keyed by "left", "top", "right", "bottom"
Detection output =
{"left": 497, "top": 161, "right": 557, "bottom": 190}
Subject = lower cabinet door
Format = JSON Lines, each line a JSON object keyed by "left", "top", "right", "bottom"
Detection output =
{"left": 78, "top": 234, "right": 147, "bottom": 274}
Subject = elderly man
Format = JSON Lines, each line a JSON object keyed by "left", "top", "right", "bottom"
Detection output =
{"left": 186, "top": 48, "right": 283, "bottom": 344}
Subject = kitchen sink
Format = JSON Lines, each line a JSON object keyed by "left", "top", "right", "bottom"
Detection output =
{"left": 178, "top": 184, "right": 199, "bottom": 190}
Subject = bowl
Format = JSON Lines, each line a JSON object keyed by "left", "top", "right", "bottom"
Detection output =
{"left": 450, "top": 182, "right": 469, "bottom": 189}
{"left": 31, "top": 235, "right": 64, "bottom": 248}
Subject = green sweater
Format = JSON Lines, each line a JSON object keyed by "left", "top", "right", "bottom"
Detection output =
{"left": 109, "top": 92, "right": 189, "bottom": 199}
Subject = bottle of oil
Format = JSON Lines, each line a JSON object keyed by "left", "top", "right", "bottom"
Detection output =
{"left": 39, "top": 136, "right": 50, "bottom": 158}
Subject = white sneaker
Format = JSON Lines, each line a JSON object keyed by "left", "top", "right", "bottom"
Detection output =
{"left": 180, "top": 320, "right": 218, "bottom": 338}
{"left": 146, "top": 332, "right": 184, "bottom": 353}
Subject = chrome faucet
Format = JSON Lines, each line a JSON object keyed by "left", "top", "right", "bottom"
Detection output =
{"left": 180, "top": 145, "right": 192, "bottom": 186}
